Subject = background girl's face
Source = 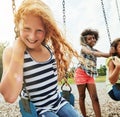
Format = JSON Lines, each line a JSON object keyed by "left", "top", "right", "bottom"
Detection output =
{"left": 85, "top": 35, "right": 97, "bottom": 47}
{"left": 19, "top": 14, "right": 46, "bottom": 49}
{"left": 116, "top": 42, "right": 120, "bottom": 56}
{"left": 110, "top": 46, "right": 116, "bottom": 56}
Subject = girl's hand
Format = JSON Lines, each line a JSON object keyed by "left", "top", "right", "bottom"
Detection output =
{"left": 12, "top": 38, "right": 26, "bottom": 64}
{"left": 13, "top": 38, "right": 26, "bottom": 52}
{"left": 112, "top": 56, "right": 120, "bottom": 69}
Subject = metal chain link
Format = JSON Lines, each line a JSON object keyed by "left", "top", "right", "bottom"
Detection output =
{"left": 62, "top": 0, "right": 66, "bottom": 36}
{"left": 100, "top": 0, "right": 111, "bottom": 45}
{"left": 12, "top": 0, "right": 18, "bottom": 39}
{"left": 12, "top": 0, "right": 16, "bottom": 15}
{"left": 115, "top": 0, "right": 120, "bottom": 23}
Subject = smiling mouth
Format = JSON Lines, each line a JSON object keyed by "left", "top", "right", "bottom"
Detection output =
{"left": 27, "top": 39, "right": 37, "bottom": 44}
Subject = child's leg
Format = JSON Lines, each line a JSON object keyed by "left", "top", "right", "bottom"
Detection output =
{"left": 77, "top": 84, "right": 86, "bottom": 117}
{"left": 74, "top": 68, "right": 88, "bottom": 117}
{"left": 87, "top": 83, "right": 101, "bottom": 117}
{"left": 57, "top": 103, "right": 83, "bottom": 117}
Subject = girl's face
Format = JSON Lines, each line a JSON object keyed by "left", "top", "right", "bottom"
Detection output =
{"left": 19, "top": 14, "right": 46, "bottom": 50}
{"left": 116, "top": 42, "right": 120, "bottom": 56}
{"left": 85, "top": 35, "right": 97, "bottom": 47}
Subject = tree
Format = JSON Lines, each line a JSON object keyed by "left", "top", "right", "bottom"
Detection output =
{"left": 0, "top": 42, "right": 7, "bottom": 80}
{"left": 97, "top": 65, "right": 106, "bottom": 76}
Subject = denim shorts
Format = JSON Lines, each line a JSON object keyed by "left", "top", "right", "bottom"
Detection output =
{"left": 112, "top": 84, "right": 120, "bottom": 100}
{"left": 38, "top": 103, "right": 83, "bottom": 117}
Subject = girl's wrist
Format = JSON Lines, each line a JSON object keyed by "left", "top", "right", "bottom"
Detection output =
{"left": 13, "top": 39, "right": 26, "bottom": 53}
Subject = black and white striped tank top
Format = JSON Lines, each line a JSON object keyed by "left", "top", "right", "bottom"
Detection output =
{"left": 21, "top": 45, "right": 67, "bottom": 115}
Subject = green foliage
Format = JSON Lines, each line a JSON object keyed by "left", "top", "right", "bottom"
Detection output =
{"left": 97, "top": 65, "right": 106, "bottom": 76}
{"left": 0, "top": 42, "right": 7, "bottom": 80}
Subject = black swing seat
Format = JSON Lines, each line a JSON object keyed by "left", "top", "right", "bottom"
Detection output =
{"left": 60, "top": 82, "right": 75, "bottom": 106}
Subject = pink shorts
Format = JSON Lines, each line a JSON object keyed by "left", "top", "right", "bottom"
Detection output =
{"left": 74, "top": 68, "right": 95, "bottom": 85}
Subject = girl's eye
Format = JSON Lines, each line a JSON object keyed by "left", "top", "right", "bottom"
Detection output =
{"left": 37, "top": 30, "right": 45, "bottom": 34}
{"left": 23, "top": 28, "right": 30, "bottom": 32}
{"left": 37, "top": 29, "right": 44, "bottom": 32}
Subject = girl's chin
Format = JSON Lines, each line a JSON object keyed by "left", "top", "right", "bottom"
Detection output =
{"left": 25, "top": 44, "right": 35, "bottom": 49}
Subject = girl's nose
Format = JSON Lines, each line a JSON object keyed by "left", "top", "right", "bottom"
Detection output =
{"left": 29, "top": 32, "right": 36, "bottom": 40}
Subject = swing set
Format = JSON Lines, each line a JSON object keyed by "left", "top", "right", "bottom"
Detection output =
{"left": 11, "top": 0, "right": 120, "bottom": 103}
{"left": 11, "top": 0, "right": 120, "bottom": 52}
{"left": 100, "top": 0, "right": 120, "bottom": 45}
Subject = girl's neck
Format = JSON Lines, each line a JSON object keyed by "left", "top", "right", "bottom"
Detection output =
{"left": 27, "top": 45, "right": 43, "bottom": 53}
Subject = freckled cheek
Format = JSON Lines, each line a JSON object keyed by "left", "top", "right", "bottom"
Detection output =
{"left": 37, "top": 33, "right": 45, "bottom": 41}
{"left": 20, "top": 31, "right": 28, "bottom": 39}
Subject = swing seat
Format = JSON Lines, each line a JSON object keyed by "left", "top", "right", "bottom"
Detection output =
{"left": 60, "top": 82, "right": 75, "bottom": 106}
{"left": 60, "top": 90, "right": 75, "bottom": 106}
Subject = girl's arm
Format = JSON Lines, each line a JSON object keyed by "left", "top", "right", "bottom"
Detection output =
{"left": 0, "top": 39, "right": 26, "bottom": 103}
{"left": 82, "top": 46, "right": 110, "bottom": 57}
{"left": 108, "top": 57, "right": 120, "bottom": 84}
{"left": 93, "top": 51, "right": 110, "bottom": 57}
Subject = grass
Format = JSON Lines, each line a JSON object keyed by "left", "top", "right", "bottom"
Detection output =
{"left": 60, "top": 76, "right": 106, "bottom": 84}
{"left": 95, "top": 76, "right": 106, "bottom": 82}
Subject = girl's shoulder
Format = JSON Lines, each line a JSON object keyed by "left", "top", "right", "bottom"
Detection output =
{"left": 106, "top": 56, "right": 114, "bottom": 67}
{"left": 2, "top": 46, "right": 13, "bottom": 67}
{"left": 3, "top": 46, "right": 13, "bottom": 57}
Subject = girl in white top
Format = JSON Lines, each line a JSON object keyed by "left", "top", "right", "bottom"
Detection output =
{"left": 106, "top": 38, "right": 120, "bottom": 101}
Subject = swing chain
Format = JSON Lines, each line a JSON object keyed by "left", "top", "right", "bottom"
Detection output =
{"left": 115, "top": 0, "right": 120, "bottom": 23}
{"left": 12, "top": 0, "right": 16, "bottom": 15}
{"left": 12, "top": 0, "right": 18, "bottom": 39}
{"left": 100, "top": 0, "right": 111, "bottom": 45}
{"left": 62, "top": 0, "right": 66, "bottom": 35}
